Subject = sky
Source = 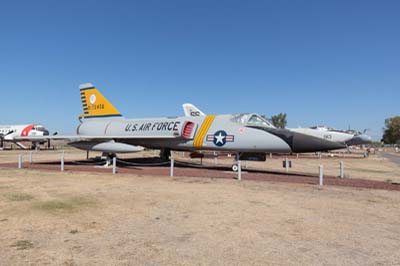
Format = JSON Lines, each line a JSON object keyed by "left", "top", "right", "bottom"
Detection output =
{"left": 0, "top": 0, "right": 399, "bottom": 140}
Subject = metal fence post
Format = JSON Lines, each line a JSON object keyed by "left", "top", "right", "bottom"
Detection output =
{"left": 237, "top": 160, "right": 242, "bottom": 181}
{"left": 340, "top": 161, "right": 344, "bottom": 178}
{"left": 29, "top": 151, "right": 33, "bottom": 163}
{"left": 112, "top": 157, "right": 117, "bottom": 174}
{"left": 18, "top": 154, "right": 22, "bottom": 169}
{"left": 319, "top": 165, "right": 324, "bottom": 186}
{"left": 170, "top": 158, "right": 174, "bottom": 177}
{"left": 61, "top": 151, "right": 65, "bottom": 172}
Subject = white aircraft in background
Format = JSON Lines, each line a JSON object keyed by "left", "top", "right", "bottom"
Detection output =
{"left": 289, "top": 126, "right": 355, "bottom": 144}
{"left": 0, "top": 124, "right": 50, "bottom": 149}
{"left": 182, "top": 104, "right": 360, "bottom": 145}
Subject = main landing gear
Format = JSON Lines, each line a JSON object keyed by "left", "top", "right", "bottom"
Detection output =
{"left": 102, "top": 152, "right": 117, "bottom": 167}
{"left": 160, "top": 149, "right": 171, "bottom": 161}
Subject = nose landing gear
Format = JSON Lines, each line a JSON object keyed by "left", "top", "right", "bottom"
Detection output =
{"left": 231, "top": 153, "right": 241, "bottom": 172}
{"left": 231, "top": 164, "right": 239, "bottom": 172}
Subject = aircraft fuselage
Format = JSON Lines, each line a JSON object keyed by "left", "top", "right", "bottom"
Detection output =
{"left": 75, "top": 114, "right": 345, "bottom": 154}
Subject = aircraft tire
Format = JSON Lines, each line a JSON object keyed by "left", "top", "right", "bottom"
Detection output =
{"left": 232, "top": 164, "right": 238, "bottom": 172}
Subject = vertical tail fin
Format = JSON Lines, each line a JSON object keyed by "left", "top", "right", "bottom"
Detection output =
{"left": 182, "top": 103, "right": 206, "bottom": 117}
{"left": 79, "top": 83, "right": 122, "bottom": 119}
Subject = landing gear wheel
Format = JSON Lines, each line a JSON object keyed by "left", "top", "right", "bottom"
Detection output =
{"left": 232, "top": 164, "right": 239, "bottom": 172}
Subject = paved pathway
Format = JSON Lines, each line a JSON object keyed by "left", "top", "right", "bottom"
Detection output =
{"left": 381, "top": 152, "right": 400, "bottom": 166}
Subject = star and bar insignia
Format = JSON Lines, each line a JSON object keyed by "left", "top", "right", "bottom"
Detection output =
{"left": 206, "top": 130, "right": 235, "bottom": 147}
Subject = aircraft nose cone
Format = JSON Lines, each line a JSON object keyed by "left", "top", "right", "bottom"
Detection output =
{"left": 290, "top": 131, "right": 346, "bottom": 153}
{"left": 253, "top": 127, "right": 346, "bottom": 153}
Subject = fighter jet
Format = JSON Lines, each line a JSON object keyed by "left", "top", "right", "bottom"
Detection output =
{"left": 17, "top": 83, "right": 345, "bottom": 161}
{"left": 0, "top": 124, "right": 50, "bottom": 149}
{"left": 289, "top": 125, "right": 355, "bottom": 144}
{"left": 290, "top": 126, "right": 372, "bottom": 146}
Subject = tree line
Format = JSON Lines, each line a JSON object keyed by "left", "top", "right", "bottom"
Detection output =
{"left": 382, "top": 116, "right": 400, "bottom": 144}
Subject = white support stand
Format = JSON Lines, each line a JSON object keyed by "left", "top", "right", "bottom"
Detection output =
{"left": 29, "top": 151, "right": 33, "bottom": 163}
{"left": 18, "top": 154, "right": 22, "bottom": 169}
{"left": 105, "top": 158, "right": 110, "bottom": 167}
{"left": 112, "top": 157, "right": 117, "bottom": 174}
{"left": 237, "top": 160, "right": 242, "bottom": 181}
{"left": 340, "top": 161, "right": 344, "bottom": 178}
{"left": 61, "top": 151, "right": 65, "bottom": 172}
{"left": 170, "top": 158, "right": 174, "bottom": 177}
{"left": 285, "top": 158, "right": 289, "bottom": 173}
{"left": 319, "top": 165, "right": 324, "bottom": 186}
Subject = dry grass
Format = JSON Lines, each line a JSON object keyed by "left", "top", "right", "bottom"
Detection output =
{"left": 0, "top": 167, "right": 399, "bottom": 265}
{"left": 10, "top": 240, "right": 34, "bottom": 250}
{"left": 3, "top": 192, "right": 34, "bottom": 201}
{"left": 33, "top": 196, "right": 96, "bottom": 213}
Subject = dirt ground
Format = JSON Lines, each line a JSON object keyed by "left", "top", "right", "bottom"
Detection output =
{"left": 1, "top": 149, "right": 400, "bottom": 265}
{"left": 0, "top": 167, "right": 400, "bottom": 266}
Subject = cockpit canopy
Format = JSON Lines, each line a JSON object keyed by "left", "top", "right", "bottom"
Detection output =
{"left": 33, "top": 126, "right": 47, "bottom": 132}
{"left": 309, "top": 125, "right": 357, "bottom": 135}
{"left": 309, "top": 125, "right": 334, "bottom": 131}
{"left": 230, "top": 113, "right": 275, "bottom": 128}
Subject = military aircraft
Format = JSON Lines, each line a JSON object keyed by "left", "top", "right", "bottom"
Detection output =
{"left": 0, "top": 124, "right": 50, "bottom": 149}
{"left": 17, "top": 83, "right": 346, "bottom": 164}
{"left": 289, "top": 125, "right": 355, "bottom": 144}
{"left": 290, "top": 126, "right": 372, "bottom": 146}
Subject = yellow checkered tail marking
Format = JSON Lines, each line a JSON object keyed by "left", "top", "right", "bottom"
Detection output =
{"left": 193, "top": 115, "right": 216, "bottom": 149}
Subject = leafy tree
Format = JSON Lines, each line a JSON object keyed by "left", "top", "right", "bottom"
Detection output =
{"left": 271, "top": 113, "right": 287, "bottom": 128}
{"left": 382, "top": 116, "right": 400, "bottom": 144}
